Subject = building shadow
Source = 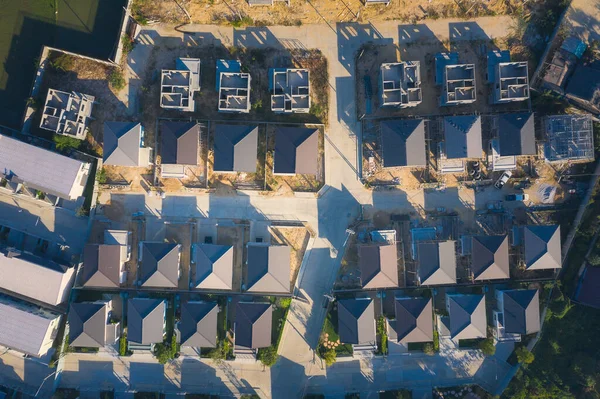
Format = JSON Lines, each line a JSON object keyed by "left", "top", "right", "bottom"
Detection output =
{"left": 63, "top": 360, "right": 128, "bottom": 393}
{"left": 449, "top": 22, "right": 491, "bottom": 42}
{"left": 129, "top": 362, "right": 176, "bottom": 393}
{"left": 233, "top": 27, "right": 286, "bottom": 50}
{"left": 336, "top": 23, "right": 393, "bottom": 73}
{"left": 178, "top": 358, "right": 236, "bottom": 396}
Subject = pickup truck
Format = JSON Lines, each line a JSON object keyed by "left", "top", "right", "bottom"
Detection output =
{"left": 505, "top": 194, "right": 529, "bottom": 201}
{"left": 494, "top": 171, "right": 513, "bottom": 189}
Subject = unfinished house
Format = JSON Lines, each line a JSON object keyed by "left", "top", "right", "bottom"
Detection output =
{"left": 542, "top": 36, "right": 587, "bottom": 93}
{"left": 0, "top": 296, "right": 62, "bottom": 357}
{"left": 445, "top": 293, "right": 487, "bottom": 341}
{"left": 273, "top": 127, "right": 319, "bottom": 175}
{"left": 248, "top": 0, "right": 289, "bottom": 5}
{"left": 0, "top": 248, "right": 74, "bottom": 306}
{"left": 358, "top": 243, "right": 398, "bottom": 289}
{"left": 177, "top": 301, "right": 218, "bottom": 349}
{"left": 127, "top": 298, "right": 166, "bottom": 349}
{"left": 470, "top": 235, "right": 510, "bottom": 281}
{"left": 364, "top": 0, "right": 390, "bottom": 5}
{"left": 487, "top": 50, "right": 529, "bottom": 104}
{"left": 81, "top": 230, "right": 131, "bottom": 288}
{"left": 0, "top": 134, "right": 90, "bottom": 201}
{"left": 380, "top": 62, "right": 422, "bottom": 108}
{"left": 68, "top": 300, "right": 119, "bottom": 348}
{"left": 40, "top": 89, "right": 94, "bottom": 139}
{"left": 380, "top": 119, "right": 426, "bottom": 168}
{"left": 388, "top": 297, "right": 433, "bottom": 345}
{"left": 190, "top": 243, "right": 234, "bottom": 290}
{"left": 417, "top": 241, "right": 457, "bottom": 286}
{"left": 234, "top": 301, "right": 272, "bottom": 358}
{"left": 523, "top": 225, "right": 561, "bottom": 270}
{"left": 489, "top": 113, "right": 536, "bottom": 171}
{"left": 137, "top": 242, "right": 181, "bottom": 288}
{"left": 493, "top": 289, "right": 540, "bottom": 341}
{"left": 103, "top": 122, "right": 152, "bottom": 167}
{"left": 159, "top": 121, "right": 200, "bottom": 178}
{"left": 160, "top": 58, "right": 201, "bottom": 112}
{"left": 543, "top": 114, "right": 594, "bottom": 163}
{"left": 213, "top": 124, "right": 258, "bottom": 173}
{"left": 435, "top": 53, "right": 476, "bottom": 106}
{"left": 439, "top": 115, "right": 482, "bottom": 174}
{"left": 337, "top": 298, "right": 376, "bottom": 353}
{"left": 217, "top": 60, "right": 251, "bottom": 113}
{"left": 245, "top": 243, "right": 291, "bottom": 293}
{"left": 270, "top": 69, "right": 310, "bottom": 113}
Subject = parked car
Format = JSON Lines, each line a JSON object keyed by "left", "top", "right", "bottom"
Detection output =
{"left": 505, "top": 194, "right": 529, "bottom": 201}
{"left": 494, "top": 171, "right": 513, "bottom": 189}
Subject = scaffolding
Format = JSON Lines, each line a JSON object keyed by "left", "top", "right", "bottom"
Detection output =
{"left": 543, "top": 114, "right": 594, "bottom": 163}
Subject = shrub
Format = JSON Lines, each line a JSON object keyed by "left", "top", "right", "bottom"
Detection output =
{"left": 54, "top": 135, "right": 81, "bottom": 151}
{"left": 423, "top": 343, "right": 435, "bottom": 355}
{"left": 251, "top": 99, "right": 263, "bottom": 111}
{"left": 257, "top": 345, "right": 278, "bottom": 367}
{"left": 320, "top": 346, "right": 337, "bottom": 366}
{"left": 96, "top": 168, "right": 107, "bottom": 184}
{"left": 479, "top": 338, "right": 496, "bottom": 356}
{"left": 50, "top": 54, "right": 74, "bottom": 72}
{"left": 515, "top": 346, "right": 535, "bottom": 365}
{"left": 208, "top": 339, "right": 230, "bottom": 363}
{"left": 433, "top": 330, "right": 439, "bottom": 352}
{"left": 119, "top": 334, "right": 130, "bottom": 356}
{"left": 109, "top": 69, "right": 126, "bottom": 91}
{"left": 376, "top": 316, "right": 388, "bottom": 355}
{"left": 230, "top": 15, "right": 253, "bottom": 28}
{"left": 75, "top": 206, "right": 89, "bottom": 217}
{"left": 131, "top": 1, "right": 149, "bottom": 25}
{"left": 121, "top": 35, "right": 134, "bottom": 55}
{"left": 589, "top": 253, "right": 600, "bottom": 266}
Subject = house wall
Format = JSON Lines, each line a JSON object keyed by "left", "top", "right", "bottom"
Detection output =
{"left": 39, "top": 314, "right": 62, "bottom": 357}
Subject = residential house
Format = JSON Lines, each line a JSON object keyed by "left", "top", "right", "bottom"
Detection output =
{"left": 217, "top": 60, "right": 251, "bottom": 113}
{"left": 439, "top": 115, "right": 482, "bottom": 173}
{"left": 435, "top": 52, "right": 476, "bottom": 106}
{"left": 388, "top": 297, "right": 433, "bottom": 344}
{"left": 137, "top": 242, "right": 181, "bottom": 288}
{"left": 190, "top": 243, "right": 234, "bottom": 290}
{"left": 337, "top": 298, "right": 376, "bottom": 352}
{"left": 446, "top": 293, "right": 487, "bottom": 341}
{"left": 245, "top": 243, "right": 290, "bottom": 293}
{"left": 470, "top": 235, "right": 510, "bottom": 281}
{"left": 0, "top": 134, "right": 91, "bottom": 201}
{"left": 0, "top": 296, "right": 62, "bottom": 357}
{"left": 487, "top": 50, "right": 529, "bottom": 104}
{"left": 81, "top": 230, "right": 131, "bottom": 288}
{"left": 40, "top": 89, "right": 94, "bottom": 140}
{"left": 160, "top": 58, "right": 201, "bottom": 112}
{"left": 493, "top": 289, "right": 540, "bottom": 341}
{"left": 543, "top": 114, "right": 594, "bottom": 163}
{"left": 0, "top": 247, "right": 74, "bottom": 306}
{"left": 358, "top": 243, "right": 398, "bottom": 289}
{"left": 380, "top": 62, "right": 422, "bottom": 107}
{"left": 273, "top": 127, "right": 319, "bottom": 175}
{"left": 542, "top": 36, "right": 587, "bottom": 93}
{"left": 417, "top": 241, "right": 457, "bottom": 286}
{"left": 127, "top": 298, "right": 166, "bottom": 348}
{"left": 488, "top": 112, "right": 536, "bottom": 171}
{"left": 380, "top": 119, "right": 426, "bottom": 168}
{"left": 234, "top": 302, "right": 272, "bottom": 358}
{"left": 213, "top": 124, "right": 258, "bottom": 173}
{"left": 103, "top": 122, "right": 152, "bottom": 167}
{"left": 270, "top": 69, "right": 310, "bottom": 113}
{"left": 159, "top": 121, "right": 200, "bottom": 178}
{"left": 68, "top": 300, "right": 119, "bottom": 348}
{"left": 177, "top": 301, "right": 218, "bottom": 349}
{"left": 523, "top": 225, "right": 561, "bottom": 270}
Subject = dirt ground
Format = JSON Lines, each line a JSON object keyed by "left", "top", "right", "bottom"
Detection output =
{"left": 269, "top": 225, "right": 311, "bottom": 290}
{"left": 217, "top": 224, "right": 248, "bottom": 291}
{"left": 132, "top": 0, "right": 527, "bottom": 26}
{"left": 165, "top": 222, "right": 193, "bottom": 289}
{"left": 103, "top": 165, "right": 154, "bottom": 191}
{"left": 265, "top": 124, "right": 325, "bottom": 193}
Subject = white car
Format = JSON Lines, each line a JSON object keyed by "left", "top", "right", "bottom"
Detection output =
{"left": 494, "top": 171, "right": 513, "bottom": 189}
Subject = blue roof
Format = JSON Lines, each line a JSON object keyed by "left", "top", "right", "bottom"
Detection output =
{"left": 216, "top": 60, "right": 241, "bottom": 90}
{"left": 487, "top": 50, "right": 510, "bottom": 83}
{"left": 435, "top": 52, "right": 459, "bottom": 85}
{"left": 561, "top": 36, "right": 587, "bottom": 59}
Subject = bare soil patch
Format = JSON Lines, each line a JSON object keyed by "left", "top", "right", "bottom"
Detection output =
{"left": 269, "top": 225, "right": 311, "bottom": 290}
{"left": 217, "top": 224, "right": 248, "bottom": 291}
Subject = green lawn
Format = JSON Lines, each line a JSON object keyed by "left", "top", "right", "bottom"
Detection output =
{"left": 322, "top": 308, "right": 353, "bottom": 356}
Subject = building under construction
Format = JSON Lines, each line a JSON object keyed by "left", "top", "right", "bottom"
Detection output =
{"left": 543, "top": 114, "right": 594, "bottom": 163}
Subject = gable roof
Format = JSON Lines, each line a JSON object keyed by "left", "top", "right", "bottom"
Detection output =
{"left": 359, "top": 244, "right": 399, "bottom": 289}
{"left": 69, "top": 302, "right": 107, "bottom": 348}
{"left": 213, "top": 124, "right": 258, "bottom": 173}
{"left": 575, "top": 266, "right": 600, "bottom": 309}
{"left": 394, "top": 297, "right": 433, "bottom": 344}
{"left": 191, "top": 244, "right": 233, "bottom": 290}
{"left": 502, "top": 289, "right": 540, "bottom": 335}
{"left": 380, "top": 119, "right": 426, "bottom": 167}
{"left": 127, "top": 298, "right": 165, "bottom": 344}
{"left": 235, "top": 302, "right": 272, "bottom": 349}
{"left": 337, "top": 298, "right": 375, "bottom": 345}
{"left": 471, "top": 235, "right": 510, "bottom": 281}
{"left": 418, "top": 241, "right": 457, "bottom": 285}
{"left": 273, "top": 127, "right": 319, "bottom": 175}
{"left": 159, "top": 121, "right": 199, "bottom": 165}
{"left": 138, "top": 242, "right": 180, "bottom": 287}
{"left": 447, "top": 294, "right": 487, "bottom": 340}
{"left": 498, "top": 113, "right": 536, "bottom": 156}
{"left": 103, "top": 122, "right": 143, "bottom": 166}
{"left": 524, "top": 225, "right": 561, "bottom": 270}
{"left": 82, "top": 244, "right": 122, "bottom": 288}
{"left": 179, "top": 301, "right": 218, "bottom": 348}
{"left": 444, "top": 115, "right": 482, "bottom": 159}
{"left": 246, "top": 244, "right": 290, "bottom": 293}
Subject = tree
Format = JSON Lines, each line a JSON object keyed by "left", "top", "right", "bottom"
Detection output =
{"left": 108, "top": 69, "right": 126, "bottom": 91}
{"left": 257, "top": 346, "right": 278, "bottom": 367}
{"left": 423, "top": 343, "right": 435, "bottom": 355}
{"left": 479, "top": 338, "right": 496, "bottom": 356}
{"left": 320, "top": 347, "right": 337, "bottom": 366}
{"left": 515, "top": 346, "right": 535, "bottom": 365}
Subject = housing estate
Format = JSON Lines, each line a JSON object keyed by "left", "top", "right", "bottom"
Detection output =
{"left": 487, "top": 50, "right": 529, "bottom": 103}
{"left": 270, "top": 68, "right": 310, "bottom": 113}
{"left": 435, "top": 52, "right": 476, "bottom": 106}
{"left": 379, "top": 62, "right": 422, "bottom": 107}
{"left": 160, "top": 58, "right": 201, "bottom": 112}
{"left": 217, "top": 60, "right": 251, "bottom": 113}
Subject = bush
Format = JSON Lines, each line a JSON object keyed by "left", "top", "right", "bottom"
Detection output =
{"left": 376, "top": 316, "right": 387, "bottom": 355}
{"left": 423, "top": 343, "right": 435, "bottom": 355}
{"left": 320, "top": 346, "right": 337, "bottom": 366}
{"left": 109, "top": 69, "right": 126, "bottom": 91}
{"left": 50, "top": 54, "right": 74, "bottom": 72}
{"left": 131, "top": 0, "right": 149, "bottom": 25}
{"left": 75, "top": 206, "right": 89, "bottom": 217}
{"left": 278, "top": 297, "right": 292, "bottom": 309}
{"left": 121, "top": 35, "right": 134, "bottom": 55}
{"left": 257, "top": 345, "right": 278, "bottom": 367}
{"left": 433, "top": 330, "right": 439, "bottom": 352}
{"left": 230, "top": 15, "right": 253, "bottom": 28}
{"left": 208, "top": 339, "right": 231, "bottom": 363}
{"left": 119, "top": 334, "right": 131, "bottom": 356}
{"left": 54, "top": 135, "right": 81, "bottom": 151}
{"left": 515, "top": 346, "right": 535, "bottom": 365}
{"left": 588, "top": 253, "right": 600, "bottom": 266}
{"left": 153, "top": 336, "right": 179, "bottom": 365}
{"left": 251, "top": 99, "right": 263, "bottom": 111}
{"left": 96, "top": 168, "right": 107, "bottom": 184}
{"left": 479, "top": 338, "right": 496, "bottom": 356}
